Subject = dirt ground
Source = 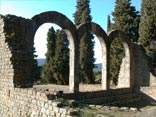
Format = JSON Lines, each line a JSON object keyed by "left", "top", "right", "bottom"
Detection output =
{"left": 33, "top": 84, "right": 103, "bottom": 93}
{"left": 82, "top": 105, "right": 156, "bottom": 117}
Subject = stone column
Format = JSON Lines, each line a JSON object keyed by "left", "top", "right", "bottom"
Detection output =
{"left": 68, "top": 31, "right": 79, "bottom": 93}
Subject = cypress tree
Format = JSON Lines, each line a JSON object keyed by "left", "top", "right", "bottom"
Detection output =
{"left": 112, "top": 0, "right": 140, "bottom": 42}
{"left": 139, "top": 0, "right": 156, "bottom": 69}
{"left": 110, "top": 0, "right": 140, "bottom": 84}
{"left": 54, "top": 30, "right": 69, "bottom": 85}
{"left": 73, "top": 0, "right": 95, "bottom": 83}
{"left": 41, "top": 27, "right": 56, "bottom": 83}
{"left": 32, "top": 50, "right": 40, "bottom": 83}
{"left": 41, "top": 27, "right": 69, "bottom": 85}
{"left": 107, "top": 15, "right": 112, "bottom": 32}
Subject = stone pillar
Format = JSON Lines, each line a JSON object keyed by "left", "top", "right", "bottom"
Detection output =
{"left": 68, "top": 31, "right": 79, "bottom": 93}
{"left": 101, "top": 43, "right": 110, "bottom": 90}
{"left": 77, "top": 22, "right": 109, "bottom": 91}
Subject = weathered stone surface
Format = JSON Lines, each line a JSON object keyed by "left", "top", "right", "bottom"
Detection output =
{"left": 102, "top": 106, "right": 110, "bottom": 110}
{"left": 110, "top": 106, "right": 120, "bottom": 111}
{"left": 120, "top": 107, "right": 129, "bottom": 111}
{"left": 89, "top": 104, "right": 96, "bottom": 108}
{"left": 95, "top": 105, "right": 103, "bottom": 109}
{"left": 130, "top": 107, "right": 138, "bottom": 112}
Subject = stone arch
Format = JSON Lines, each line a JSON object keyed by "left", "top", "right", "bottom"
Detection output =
{"left": 108, "top": 30, "right": 132, "bottom": 88}
{"left": 31, "top": 11, "right": 79, "bottom": 92}
{"left": 77, "top": 22, "right": 109, "bottom": 90}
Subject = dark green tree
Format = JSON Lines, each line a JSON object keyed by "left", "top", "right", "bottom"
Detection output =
{"left": 112, "top": 0, "right": 140, "bottom": 42}
{"left": 41, "top": 27, "right": 56, "bottom": 83}
{"left": 107, "top": 15, "right": 112, "bottom": 32}
{"left": 54, "top": 30, "right": 69, "bottom": 85}
{"left": 32, "top": 49, "right": 41, "bottom": 83}
{"left": 110, "top": 0, "right": 140, "bottom": 84}
{"left": 41, "top": 27, "right": 69, "bottom": 85}
{"left": 73, "top": 0, "right": 95, "bottom": 83}
{"left": 139, "top": 0, "right": 156, "bottom": 70}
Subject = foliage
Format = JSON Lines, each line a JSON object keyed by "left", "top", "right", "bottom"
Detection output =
{"left": 139, "top": 0, "right": 156, "bottom": 70}
{"left": 110, "top": 39, "right": 125, "bottom": 85}
{"left": 41, "top": 27, "right": 56, "bottom": 83}
{"left": 32, "top": 52, "right": 41, "bottom": 83}
{"left": 112, "top": 0, "right": 140, "bottom": 42}
{"left": 54, "top": 30, "right": 69, "bottom": 85}
{"left": 74, "top": 0, "right": 95, "bottom": 83}
{"left": 41, "top": 27, "right": 69, "bottom": 85}
{"left": 93, "top": 71, "right": 102, "bottom": 84}
{"left": 110, "top": 0, "right": 140, "bottom": 85}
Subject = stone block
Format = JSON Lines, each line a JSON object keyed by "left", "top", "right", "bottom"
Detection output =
{"left": 88, "top": 104, "right": 96, "bottom": 108}
{"left": 61, "top": 114, "right": 67, "bottom": 117}
{"left": 53, "top": 107, "right": 60, "bottom": 113}
{"left": 44, "top": 102, "right": 49, "bottom": 109}
{"left": 95, "top": 105, "right": 103, "bottom": 109}
{"left": 120, "top": 107, "right": 129, "bottom": 111}
{"left": 59, "top": 108, "right": 67, "bottom": 115}
{"left": 130, "top": 107, "right": 138, "bottom": 112}
{"left": 110, "top": 106, "right": 120, "bottom": 111}
{"left": 56, "top": 112, "right": 61, "bottom": 117}
{"left": 41, "top": 107, "right": 46, "bottom": 113}
{"left": 49, "top": 111, "right": 55, "bottom": 116}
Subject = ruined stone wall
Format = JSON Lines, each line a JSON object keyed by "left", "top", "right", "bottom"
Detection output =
{"left": 0, "top": 14, "right": 76, "bottom": 117}
{"left": 0, "top": 88, "right": 73, "bottom": 117}
{"left": 0, "top": 12, "right": 156, "bottom": 117}
{"left": 118, "top": 57, "right": 130, "bottom": 88}
{"left": 118, "top": 43, "right": 156, "bottom": 101}
{"left": 132, "top": 43, "right": 156, "bottom": 87}
{"left": 132, "top": 44, "right": 156, "bottom": 101}
{"left": 0, "top": 15, "right": 14, "bottom": 88}
{"left": 0, "top": 15, "right": 36, "bottom": 88}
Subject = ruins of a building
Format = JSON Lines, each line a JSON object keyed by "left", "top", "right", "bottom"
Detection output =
{"left": 0, "top": 11, "right": 156, "bottom": 117}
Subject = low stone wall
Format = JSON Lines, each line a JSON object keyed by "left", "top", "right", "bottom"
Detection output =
{"left": 62, "top": 88, "right": 133, "bottom": 100}
{"left": 0, "top": 87, "right": 134, "bottom": 117}
{"left": 0, "top": 87, "right": 73, "bottom": 117}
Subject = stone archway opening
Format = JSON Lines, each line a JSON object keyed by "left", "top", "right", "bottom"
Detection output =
{"left": 108, "top": 30, "right": 131, "bottom": 89}
{"left": 117, "top": 41, "right": 130, "bottom": 88}
{"left": 34, "top": 23, "right": 70, "bottom": 86}
{"left": 34, "top": 23, "right": 61, "bottom": 60}
{"left": 93, "top": 34, "right": 102, "bottom": 84}
{"left": 78, "top": 22, "right": 109, "bottom": 91}
{"left": 31, "top": 11, "right": 79, "bottom": 93}
{"left": 109, "top": 38, "right": 125, "bottom": 88}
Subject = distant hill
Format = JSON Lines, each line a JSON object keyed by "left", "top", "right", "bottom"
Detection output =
{"left": 36, "top": 58, "right": 102, "bottom": 72}
{"left": 94, "top": 63, "right": 102, "bottom": 72}
{"left": 36, "top": 58, "right": 45, "bottom": 66}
